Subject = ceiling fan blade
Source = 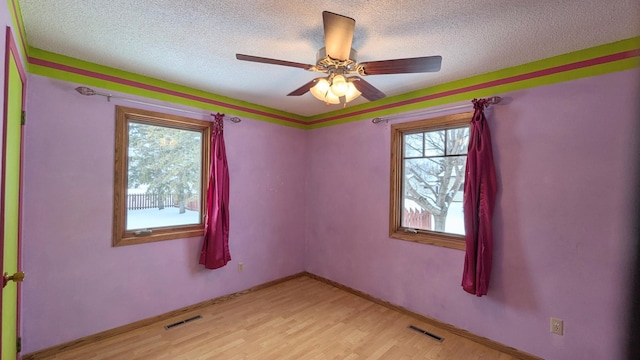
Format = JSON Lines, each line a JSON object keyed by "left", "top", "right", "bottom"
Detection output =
{"left": 350, "top": 76, "right": 386, "bottom": 101}
{"left": 287, "top": 78, "right": 322, "bottom": 96}
{"left": 359, "top": 56, "right": 442, "bottom": 75}
{"left": 323, "top": 11, "right": 355, "bottom": 61}
{"left": 236, "top": 54, "right": 313, "bottom": 70}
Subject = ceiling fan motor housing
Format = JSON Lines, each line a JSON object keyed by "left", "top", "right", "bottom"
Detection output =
{"left": 315, "top": 47, "right": 358, "bottom": 74}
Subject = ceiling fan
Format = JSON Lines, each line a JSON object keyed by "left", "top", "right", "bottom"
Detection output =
{"left": 236, "top": 11, "right": 442, "bottom": 106}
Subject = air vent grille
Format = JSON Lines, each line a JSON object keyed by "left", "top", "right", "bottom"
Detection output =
{"left": 164, "top": 315, "right": 202, "bottom": 330}
{"left": 408, "top": 325, "right": 444, "bottom": 342}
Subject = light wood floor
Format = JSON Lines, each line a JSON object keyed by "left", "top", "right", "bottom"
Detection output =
{"left": 37, "top": 276, "right": 517, "bottom": 359}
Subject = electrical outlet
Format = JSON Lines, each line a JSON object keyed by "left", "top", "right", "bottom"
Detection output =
{"left": 237, "top": 262, "right": 244, "bottom": 272}
{"left": 550, "top": 317, "right": 563, "bottom": 335}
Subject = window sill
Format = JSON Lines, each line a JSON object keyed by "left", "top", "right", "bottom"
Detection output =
{"left": 113, "top": 228, "right": 204, "bottom": 247}
{"left": 389, "top": 229, "right": 466, "bottom": 251}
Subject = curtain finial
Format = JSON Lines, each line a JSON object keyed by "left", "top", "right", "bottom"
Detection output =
{"left": 472, "top": 96, "right": 501, "bottom": 109}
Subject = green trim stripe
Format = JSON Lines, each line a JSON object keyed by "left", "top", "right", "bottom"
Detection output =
{"left": 7, "top": 0, "right": 29, "bottom": 60}
{"left": 27, "top": 48, "right": 308, "bottom": 128}
{"left": 7, "top": 0, "right": 640, "bottom": 128}
{"left": 23, "top": 33, "right": 640, "bottom": 129}
{"left": 308, "top": 55, "right": 639, "bottom": 129}
{"left": 29, "top": 63, "right": 309, "bottom": 129}
{"left": 306, "top": 37, "right": 640, "bottom": 128}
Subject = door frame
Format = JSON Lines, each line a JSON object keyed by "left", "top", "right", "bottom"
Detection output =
{"left": 0, "top": 25, "right": 27, "bottom": 357}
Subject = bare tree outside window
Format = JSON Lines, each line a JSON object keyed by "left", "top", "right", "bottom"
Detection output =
{"left": 402, "top": 126, "right": 469, "bottom": 234}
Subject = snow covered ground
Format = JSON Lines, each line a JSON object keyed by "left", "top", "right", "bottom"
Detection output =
{"left": 126, "top": 207, "right": 200, "bottom": 230}
{"left": 126, "top": 200, "right": 464, "bottom": 234}
{"left": 446, "top": 202, "right": 464, "bottom": 235}
{"left": 404, "top": 198, "right": 465, "bottom": 235}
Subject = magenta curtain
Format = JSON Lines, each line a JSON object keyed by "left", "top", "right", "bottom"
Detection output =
{"left": 199, "top": 113, "right": 231, "bottom": 269}
{"left": 461, "top": 99, "right": 497, "bottom": 296}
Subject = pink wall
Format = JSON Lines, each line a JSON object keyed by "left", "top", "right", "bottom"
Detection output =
{"left": 20, "top": 75, "right": 307, "bottom": 353}
{"left": 305, "top": 69, "right": 639, "bottom": 359}
{"left": 19, "top": 68, "right": 639, "bottom": 357}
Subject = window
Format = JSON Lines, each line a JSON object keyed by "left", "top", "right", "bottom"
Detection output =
{"left": 389, "top": 112, "right": 473, "bottom": 250}
{"left": 113, "top": 106, "right": 211, "bottom": 246}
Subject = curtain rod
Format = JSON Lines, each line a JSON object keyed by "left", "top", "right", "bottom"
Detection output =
{"left": 371, "top": 96, "right": 502, "bottom": 124}
{"left": 74, "top": 86, "right": 242, "bottom": 123}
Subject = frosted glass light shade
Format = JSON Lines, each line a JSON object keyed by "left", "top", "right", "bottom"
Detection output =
{"left": 344, "top": 81, "right": 361, "bottom": 102}
{"left": 330, "top": 75, "right": 349, "bottom": 97}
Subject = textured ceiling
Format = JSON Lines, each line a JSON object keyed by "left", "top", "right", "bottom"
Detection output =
{"left": 18, "top": 0, "right": 640, "bottom": 117}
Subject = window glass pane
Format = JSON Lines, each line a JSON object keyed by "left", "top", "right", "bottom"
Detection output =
{"left": 424, "top": 130, "right": 445, "bottom": 156}
{"left": 446, "top": 127, "right": 469, "bottom": 155}
{"left": 404, "top": 133, "right": 424, "bottom": 157}
{"left": 126, "top": 122, "right": 202, "bottom": 230}
{"left": 402, "top": 155, "right": 466, "bottom": 235}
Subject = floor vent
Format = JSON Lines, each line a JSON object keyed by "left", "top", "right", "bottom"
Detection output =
{"left": 164, "top": 315, "right": 202, "bottom": 330}
{"left": 408, "top": 325, "right": 444, "bottom": 342}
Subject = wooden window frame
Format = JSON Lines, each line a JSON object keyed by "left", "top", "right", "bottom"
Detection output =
{"left": 113, "top": 106, "right": 211, "bottom": 247}
{"left": 389, "top": 112, "right": 473, "bottom": 251}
